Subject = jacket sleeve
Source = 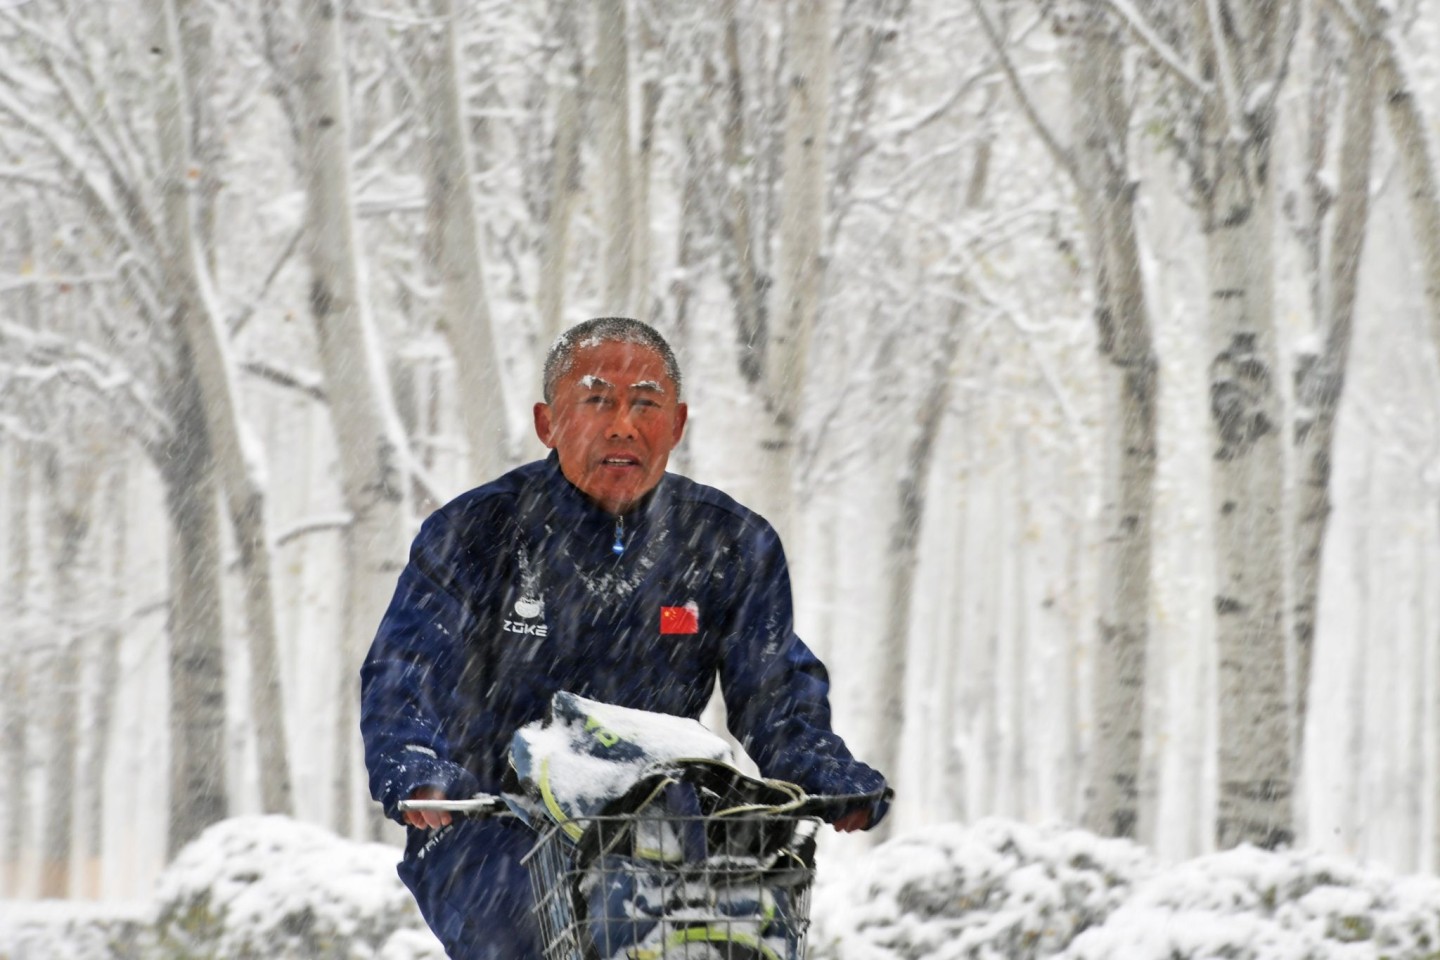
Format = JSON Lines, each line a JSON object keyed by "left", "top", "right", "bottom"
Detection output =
{"left": 717, "top": 519, "right": 889, "bottom": 824}
{"left": 360, "top": 509, "right": 482, "bottom": 822}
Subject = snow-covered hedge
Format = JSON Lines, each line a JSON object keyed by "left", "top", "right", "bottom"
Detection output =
{"left": 8, "top": 816, "right": 1440, "bottom": 960}
{"left": 151, "top": 815, "right": 442, "bottom": 960}
{"left": 0, "top": 900, "right": 149, "bottom": 960}
{"left": 1060, "top": 845, "right": 1440, "bottom": 960}
{"left": 810, "top": 818, "right": 1152, "bottom": 960}
{"left": 811, "top": 817, "right": 1440, "bottom": 960}
{"left": 0, "top": 816, "right": 443, "bottom": 960}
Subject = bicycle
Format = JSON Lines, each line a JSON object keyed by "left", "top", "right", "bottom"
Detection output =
{"left": 400, "top": 789, "right": 885, "bottom": 960}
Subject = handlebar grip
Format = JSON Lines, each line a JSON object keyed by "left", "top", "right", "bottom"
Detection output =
{"left": 398, "top": 795, "right": 513, "bottom": 818}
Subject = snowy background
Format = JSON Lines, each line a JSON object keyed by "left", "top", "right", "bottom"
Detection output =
{"left": 5, "top": 0, "right": 1440, "bottom": 956}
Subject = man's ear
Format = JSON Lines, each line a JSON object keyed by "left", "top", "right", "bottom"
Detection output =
{"left": 671, "top": 403, "right": 688, "bottom": 445}
{"left": 534, "top": 402, "right": 555, "bottom": 448}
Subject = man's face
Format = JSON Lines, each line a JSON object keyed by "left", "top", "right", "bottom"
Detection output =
{"left": 533, "top": 340, "right": 687, "bottom": 515}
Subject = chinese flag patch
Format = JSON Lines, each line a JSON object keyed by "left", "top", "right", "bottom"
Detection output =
{"left": 660, "top": 603, "right": 699, "bottom": 635}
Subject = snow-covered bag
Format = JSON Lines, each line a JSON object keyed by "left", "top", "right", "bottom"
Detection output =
{"left": 507, "top": 693, "right": 815, "bottom": 960}
{"left": 505, "top": 691, "right": 735, "bottom": 834}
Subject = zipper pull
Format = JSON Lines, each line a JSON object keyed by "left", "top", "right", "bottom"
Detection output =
{"left": 612, "top": 516, "right": 625, "bottom": 556}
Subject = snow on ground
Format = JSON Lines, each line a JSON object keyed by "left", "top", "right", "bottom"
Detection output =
{"left": 4, "top": 815, "right": 1440, "bottom": 959}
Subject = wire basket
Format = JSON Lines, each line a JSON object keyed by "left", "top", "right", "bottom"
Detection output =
{"left": 522, "top": 813, "right": 818, "bottom": 960}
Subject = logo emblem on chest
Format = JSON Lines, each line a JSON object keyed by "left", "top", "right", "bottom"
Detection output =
{"left": 504, "top": 595, "right": 548, "bottom": 637}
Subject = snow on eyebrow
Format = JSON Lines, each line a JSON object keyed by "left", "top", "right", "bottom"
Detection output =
{"left": 578, "top": 374, "right": 614, "bottom": 390}
{"left": 632, "top": 380, "right": 666, "bottom": 393}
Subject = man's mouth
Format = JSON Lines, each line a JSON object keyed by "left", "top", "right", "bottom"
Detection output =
{"left": 600, "top": 456, "right": 641, "bottom": 467}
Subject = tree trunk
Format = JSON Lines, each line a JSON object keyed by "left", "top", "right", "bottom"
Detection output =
{"left": 1359, "top": 0, "right": 1440, "bottom": 348}
{"left": 761, "top": 0, "right": 832, "bottom": 543}
{"left": 38, "top": 417, "right": 107, "bottom": 898}
{"left": 422, "top": 0, "right": 510, "bottom": 479}
{"left": 2, "top": 443, "right": 33, "bottom": 895}
{"left": 633, "top": 8, "right": 663, "bottom": 322}
{"left": 870, "top": 314, "right": 964, "bottom": 841}
{"left": 1067, "top": 6, "right": 1158, "bottom": 842}
{"left": 295, "top": 0, "right": 415, "bottom": 838}
{"left": 150, "top": 0, "right": 292, "bottom": 817}
{"left": 1206, "top": 178, "right": 1291, "bottom": 852}
{"left": 538, "top": 0, "right": 584, "bottom": 346}
{"left": 720, "top": 6, "right": 766, "bottom": 387}
{"left": 1291, "top": 30, "right": 1377, "bottom": 761}
{"left": 594, "top": 0, "right": 638, "bottom": 314}
{"left": 160, "top": 354, "right": 229, "bottom": 858}
{"left": 77, "top": 466, "right": 127, "bottom": 898}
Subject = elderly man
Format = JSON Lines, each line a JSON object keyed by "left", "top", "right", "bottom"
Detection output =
{"left": 360, "top": 317, "right": 888, "bottom": 960}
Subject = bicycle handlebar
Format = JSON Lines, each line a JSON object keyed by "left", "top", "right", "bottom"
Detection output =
{"left": 399, "top": 795, "right": 513, "bottom": 817}
{"left": 398, "top": 787, "right": 892, "bottom": 820}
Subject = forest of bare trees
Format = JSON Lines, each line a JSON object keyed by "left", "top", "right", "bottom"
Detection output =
{"left": 2, "top": 0, "right": 1440, "bottom": 899}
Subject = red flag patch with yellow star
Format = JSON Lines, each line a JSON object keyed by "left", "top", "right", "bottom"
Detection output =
{"left": 660, "top": 603, "right": 699, "bottom": 635}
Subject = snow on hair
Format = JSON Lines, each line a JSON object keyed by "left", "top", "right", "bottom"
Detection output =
{"left": 543, "top": 318, "right": 683, "bottom": 403}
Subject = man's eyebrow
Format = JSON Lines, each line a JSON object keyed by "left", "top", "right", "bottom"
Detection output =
{"left": 631, "top": 380, "right": 666, "bottom": 394}
{"left": 578, "top": 374, "right": 614, "bottom": 390}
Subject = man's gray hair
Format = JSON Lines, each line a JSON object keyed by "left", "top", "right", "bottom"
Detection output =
{"left": 543, "top": 318, "right": 683, "bottom": 403}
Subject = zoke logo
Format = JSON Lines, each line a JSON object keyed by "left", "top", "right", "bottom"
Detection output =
{"left": 504, "top": 595, "right": 547, "bottom": 637}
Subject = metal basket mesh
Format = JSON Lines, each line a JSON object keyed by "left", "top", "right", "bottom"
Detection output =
{"left": 522, "top": 813, "right": 817, "bottom": 960}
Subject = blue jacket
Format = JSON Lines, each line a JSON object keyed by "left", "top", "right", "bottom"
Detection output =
{"left": 361, "top": 454, "right": 887, "bottom": 826}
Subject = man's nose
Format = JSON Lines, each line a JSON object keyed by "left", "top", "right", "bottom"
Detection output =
{"left": 607, "top": 404, "right": 637, "bottom": 438}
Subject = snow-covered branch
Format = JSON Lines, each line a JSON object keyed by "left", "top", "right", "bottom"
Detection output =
{"left": 1102, "top": 0, "right": 1210, "bottom": 95}
{"left": 0, "top": 319, "right": 171, "bottom": 457}
{"left": 966, "top": 0, "right": 1078, "bottom": 185}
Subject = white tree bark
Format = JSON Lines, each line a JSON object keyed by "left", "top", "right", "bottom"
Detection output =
{"left": 594, "top": 0, "right": 638, "bottom": 314}
{"left": 422, "top": 0, "right": 509, "bottom": 479}
{"left": 2, "top": 443, "right": 32, "bottom": 896}
{"left": 870, "top": 314, "right": 964, "bottom": 841}
{"left": 1342, "top": 6, "right": 1440, "bottom": 865}
{"left": 159, "top": 361, "right": 229, "bottom": 857}
{"left": 1067, "top": 6, "right": 1158, "bottom": 842}
{"left": 761, "top": 0, "right": 832, "bottom": 543}
{"left": 295, "top": 0, "right": 415, "bottom": 837}
{"left": 720, "top": 8, "right": 766, "bottom": 387}
{"left": 538, "top": 1, "right": 584, "bottom": 346}
{"left": 1291, "top": 29, "right": 1377, "bottom": 758}
{"left": 40, "top": 446, "right": 102, "bottom": 898}
{"left": 1356, "top": 1, "right": 1440, "bottom": 349}
{"left": 150, "top": 0, "right": 292, "bottom": 818}
{"left": 1196, "top": 0, "right": 1294, "bottom": 850}
{"left": 633, "top": 8, "right": 663, "bottom": 323}
{"left": 77, "top": 465, "right": 126, "bottom": 897}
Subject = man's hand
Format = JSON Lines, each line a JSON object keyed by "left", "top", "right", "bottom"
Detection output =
{"left": 832, "top": 808, "right": 871, "bottom": 833}
{"left": 404, "top": 786, "right": 453, "bottom": 830}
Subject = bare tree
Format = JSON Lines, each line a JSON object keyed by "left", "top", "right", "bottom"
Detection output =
{"left": 1290, "top": 18, "right": 1378, "bottom": 759}
{"left": 1188, "top": 0, "right": 1299, "bottom": 851}
{"left": 1067, "top": 7, "right": 1159, "bottom": 843}
{"left": 420, "top": 0, "right": 511, "bottom": 478}
{"left": 2, "top": 443, "right": 33, "bottom": 895}
{"left": 760, "top": 0, "right": 832, "bottom": 543}
{"left": 538, "top": 0, "right": 585, "bottom": 345}
{"left": 974, "top": 0, "right": 1159, "bottom": 839}
{"left": 294, "top": 0, "right": 416, "bottom": 837}
{"left": 150, "top": 0, "right": 293, "bottom": 820}
{"left": 594, "top": 0, "right": 639, "bottom": 314}
{"left": 869, "top": 311, "right": 965, "bottom": 841}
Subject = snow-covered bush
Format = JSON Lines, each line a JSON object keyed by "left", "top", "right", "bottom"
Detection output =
{"left": 0, "top": 901, "right": 150, "bottom": 960}
{"left": 1060, "top": 845, "right": 1440, "bottom": 960}
{"left": 810, "top": 818, "right": 1153, "bottom": 960}
{"left": 150, "top": 815, "right": 443, "bottom": 960}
